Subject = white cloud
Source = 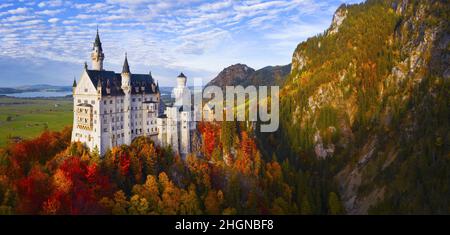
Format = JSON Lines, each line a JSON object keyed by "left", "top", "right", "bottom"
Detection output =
{"left": 101, "top": 14, "right": 127, "bottom": 21}
{"left": 62, "top": 20, "right": 76, "bottom": 24}
{"left": 198, "top": 1, "right": 232, "bottom": 11}
{"left": 0, "top": 3, "right": 13, "bottom": 9}
{"left": 48, "top": 18, "right": 59, "bottom": 23}
{"left": 7, "top": 7, "right": 29, "bottom": 15}
{"left": 2, "top": 15, "right": 35, "bottom": 22}
{"left": 74, "top": 14, "right": 97, "bottom": 19}
{"left": 45, "top": 0, "right": 63, "bottom": 8}
{"left": 36, "top": 9, "right": 64, "bottom": 16}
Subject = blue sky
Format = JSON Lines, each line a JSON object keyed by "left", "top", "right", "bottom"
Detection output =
{"left": 0, "top": 0, "right": 362, "bottom": 87}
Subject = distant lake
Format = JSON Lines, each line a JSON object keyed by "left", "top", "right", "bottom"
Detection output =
{"left": 4, "top": 91, "right": 72, "bottom": 98}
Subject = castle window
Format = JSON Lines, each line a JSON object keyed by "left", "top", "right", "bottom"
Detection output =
{"left": 110, "top": 100, "right": 113, "bottom": 104}
{"left": 132, "top": 98, "right": 135, "bottom": 102}
{"left": 138, "top": 98, "right": 141, "bottom": 102}
{"left": 84, "top": 89, "right": 88, "bottom": 92}
{"left": 104, "top": 110, "right": 107, "bottom": 114}
{"left": 91, "top": 100, "right": 95, "bottom": 105}
{"left": 121, "top": 99, "right": 123, "bottom": 103}
{"left": 94, "top": 111, "right": 97, "bottom": 115}
{"left": 84, "top": 100, "right": 88, "bottom": 104}
{"left": 112, "top": 127, "right": 115, "bottom": 131}
{"left": 103, "top": 100, "right": 106, "bottom": 105}
{"left": 78, "top": 99, "right": 81, "bottom": 103}
{"left": 103, "top": 128, "right": 107, "bottom": 132}
{"left": 110, "top": 110, "right": 112, "bottom": 113}
{"left": 131, "top": 130, "right": 134, "bottom": 134}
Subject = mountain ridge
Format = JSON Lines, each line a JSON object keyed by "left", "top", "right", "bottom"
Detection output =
{"left": 206, "top": 63, "right": 291, "bottom": 89}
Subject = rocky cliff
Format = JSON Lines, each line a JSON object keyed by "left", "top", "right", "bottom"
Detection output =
{"left": 276, "top": 0, "right": 449, "bottom": 214}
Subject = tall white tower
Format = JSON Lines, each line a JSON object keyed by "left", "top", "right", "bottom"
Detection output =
{"left": 121, "top": 53, "right": 132, "bottom": 145}
{"left": 173, "top": 72, "right": 191, "bottom": 110}
{"left": 91, "top": 28, "right": 104, "bottom": 71}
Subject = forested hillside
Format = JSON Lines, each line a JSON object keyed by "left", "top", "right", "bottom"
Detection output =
{"left": 0, "top": 122, "right": 343, "bottom": 214}
{"left": 258, "top": 0, "right": 449, "bottom": 214}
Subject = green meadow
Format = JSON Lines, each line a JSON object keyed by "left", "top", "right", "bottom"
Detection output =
{"left": 0, "top": 96, "right": 73, "bottom": 147}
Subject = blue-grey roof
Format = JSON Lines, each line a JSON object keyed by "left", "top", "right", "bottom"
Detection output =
{"left": 86, "top": 69, "right": 159, "bottom": 96}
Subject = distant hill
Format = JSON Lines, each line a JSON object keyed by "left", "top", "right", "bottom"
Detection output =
{"left": 206, "top": 63, "right": 290, "bottom": 89}
{"left": 0, "top": 84, "right": 72, "bottom": 94}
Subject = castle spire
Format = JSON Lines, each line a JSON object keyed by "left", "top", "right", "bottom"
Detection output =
{"left": 93, "top": 26, "right": 102, "bottom": 51}
{"left": 122, "top": 53, "right": 130, "bottom": 74}
{"left": 91, "top": 27, "right": 104, "bottom": 71}
{"left": 72, "top": 77, "right": 77, "bottom": 87}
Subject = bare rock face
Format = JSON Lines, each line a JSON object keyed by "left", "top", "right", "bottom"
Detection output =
{"left": 291, "top": 49, "right": 307, "bottom": 76}
{"left": 327, "top": 6, "right": 348, "bottom": 36}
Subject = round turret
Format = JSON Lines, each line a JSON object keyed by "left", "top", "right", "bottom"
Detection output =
{"left": 177, "top": 72, "right": 187, "bottom": 88}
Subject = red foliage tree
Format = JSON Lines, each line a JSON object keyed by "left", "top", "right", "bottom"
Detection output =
{"left": 15, "top": 166, "right": 51, "bottom": 214}
{"left": 119, "top": 153, "right": 131, "bottom": 177}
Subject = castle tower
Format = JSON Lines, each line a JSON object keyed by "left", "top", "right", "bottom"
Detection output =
{"left": 72, "top": 76, "right": 77, "bottom": 94}
{"left": 180, "top": 110, "right": 191, "bottom": 155}
{"left": 173, "top": 72, "right": 191, "bottom": 110}
{"left": 121, "top": 53, "right": 132, "bottom": 145}
{"left": 91, "top": 28, "right": 104, "bottom": 71}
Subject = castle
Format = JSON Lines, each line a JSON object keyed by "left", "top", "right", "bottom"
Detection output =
{"left": 71, "top": 30, "right": 195, "bottom": 156}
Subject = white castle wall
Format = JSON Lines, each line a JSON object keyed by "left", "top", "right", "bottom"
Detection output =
{"left": 71, "top": 32, "right": 194, "bottom": 157}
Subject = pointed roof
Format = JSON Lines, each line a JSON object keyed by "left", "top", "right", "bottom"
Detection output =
{"left": 72, "top": 77, "right": 77, "bottom": 87}
{"left": 122, "top": 53, "right": 130, "bottom": 74}
{"left": 93, "top": 27, "right": 102, "bottom": 51}
{"left": 178, "top": 72, "right": 186, "bottom": 78}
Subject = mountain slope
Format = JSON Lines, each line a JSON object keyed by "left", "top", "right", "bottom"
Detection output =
{"left": 265, "top": 0, "right": 449, "bottom": 214}
{"left": 206, "top": 63, "right": 290, "bottom": 89}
